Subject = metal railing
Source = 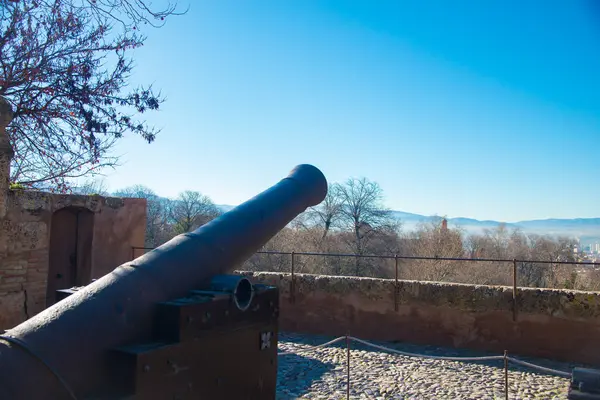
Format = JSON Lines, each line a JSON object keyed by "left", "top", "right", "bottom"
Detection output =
{"left": 256, "top": 250, "right": 600, "bottom": 321}
{"left": 131, "top": 246, "right": 600, "bottom": 323}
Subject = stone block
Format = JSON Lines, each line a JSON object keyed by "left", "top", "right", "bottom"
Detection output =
{"left": 3, "top": 269, "right": 26, "bottom": 276}
{"left": 4, "top": 221, "right": 47, "bottom": 252}
{"left": 4, "top": 276, "right": 26, "bottom": 284}
{"left": 26, "top": 269, "right": 47, "bottom": 282}
{"left": 0, "top": 282, "right": 24, "bottom": 293}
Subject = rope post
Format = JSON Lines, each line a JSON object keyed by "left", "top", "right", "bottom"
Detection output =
{"left": 346, "top": 335, "right": 350, "bottom": 400}
{"left": 394, "top": 254, "right": 399, "bottom": 312}
{"left": 504, "top": 350, "right": 509, "bottom": 400}
{"left": 512, "top": 259, "right": 518, "bottom": 322}
{"left": 290, "top": 252, "right": 296, "bottom": 304}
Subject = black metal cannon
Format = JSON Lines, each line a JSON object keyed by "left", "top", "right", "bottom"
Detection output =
{"left": 0, "top": 164, "right": 328, "bottom": 400}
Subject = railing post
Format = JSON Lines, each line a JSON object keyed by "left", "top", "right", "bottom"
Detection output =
{"left": 512, "top": 259, "right": 518, "bottom": 322}
{"left": 346, "top": 334, "right": 350, "bottom": 400}
{"left": 131, "top": 246, "right": 135, "bottom": 261}
{"left": 394, "top": 254, "right": 399, "bottom": 312}
{"left": 504, "top": 350, "right": 509, "bottom": 400}
{"left": 290, "top": 251, "right": 296, "bottom": 304}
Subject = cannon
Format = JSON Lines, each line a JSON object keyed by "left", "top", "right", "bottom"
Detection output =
{"left": 0, "top": 164, "right": 328, "bottom": 400}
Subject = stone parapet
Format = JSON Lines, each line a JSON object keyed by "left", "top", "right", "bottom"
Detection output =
{"left": 238, "top": 271, "right": 600, "bottom": 366}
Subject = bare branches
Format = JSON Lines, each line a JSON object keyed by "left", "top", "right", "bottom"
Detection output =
{"left": 336, "top": 177, "right": 393, "bottom": 235}
{"left": 0, "top": 0, "right": 174, "bottom": 192}
{"left": 113, "top": 186, "right": 222, "bottom": 247}
{"left": 305, "top": 183, "right": 344, "bottom": 238}
{"left": 335, "top": 177, "right": 394, "bottom": 266}
{"left": 169, "top": 190, "right": 221, "bottom": 234}
{"left": 31, "top": 0, "right": 188, "bottom": 31}
{"left": 72, "top": 177, "right": 109, "bottom": 195}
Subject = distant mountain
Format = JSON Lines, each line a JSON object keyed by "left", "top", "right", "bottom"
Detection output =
{"left": 391, "top": 212, "right": 600, "bottom": 246}
{"left": 216, "top": 204, "right": 600, "bottom": 246}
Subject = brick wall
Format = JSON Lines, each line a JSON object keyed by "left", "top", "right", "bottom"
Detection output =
{"left": 0, "top": 192, "right": 147, "bottom": 330}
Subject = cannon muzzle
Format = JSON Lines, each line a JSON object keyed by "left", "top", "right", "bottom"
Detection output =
{"left": 0, "top": 164, "right": 327, "bottom": 399}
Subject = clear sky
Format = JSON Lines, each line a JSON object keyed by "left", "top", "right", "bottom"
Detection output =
{"left": 101, "top": 0, "right": 600, "bottom": 222}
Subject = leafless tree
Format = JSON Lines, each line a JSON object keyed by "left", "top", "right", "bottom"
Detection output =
{"left": 66, "top": 0, "right": 188, "bottom": 31}
{"left": 401, "top": 219, "right": 466, "bottom": 282}
{"left": 169, "top": 190, "right": 221, "bottom": 234}
{"left": 304, "top": 183, "right": 344, "bottom": 238}
{"left": 0, "top": 0, "right": 183, "bottom": 191}
{"left": 335, "top": 177, "right": 394, "bottom": 274}
{"left": 72, "top": 177, "right": 110, "bottom": 195}
{"left": 525, "top": 234, "right": 578, "bottom": 288}
{"left": 465, "top": 233, "right": 488, "bottom": 258}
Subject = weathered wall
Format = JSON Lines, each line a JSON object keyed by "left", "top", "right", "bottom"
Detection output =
{"left": 91, "top": 197, "right": 147, "bottom": 278}
{"left": 240, "top": 271, "right": 600, "bottom": 366}
{"left": 0, "top": 191, "right": 146, "bottom": 330}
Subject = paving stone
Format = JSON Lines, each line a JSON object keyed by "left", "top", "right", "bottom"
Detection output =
{"left": 276, "top": 333, "right": 572, "bottom": 399}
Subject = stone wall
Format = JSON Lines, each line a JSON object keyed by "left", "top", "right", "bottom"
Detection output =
{"left": 0, "top": 191, "right": 147, "bottom": 330}
{"left": 240, "top": 271, "right": 600, "bottom": 366}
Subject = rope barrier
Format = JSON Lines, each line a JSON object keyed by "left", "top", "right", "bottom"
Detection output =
{"left": 348, "top": 336, "right": 504, "bottom": 362}
{"left": 277, "top": 336, "right": 346, "bottom": 356}
{"left": 506, "top": 356, "right": 571, "bottom": 379}
{"left": 278, "top": 335, "right": 572, "bottom": 378}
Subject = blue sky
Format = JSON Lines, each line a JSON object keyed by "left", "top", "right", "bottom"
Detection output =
{"left": 101, "top": 0, "right": 600, "bottom": 222}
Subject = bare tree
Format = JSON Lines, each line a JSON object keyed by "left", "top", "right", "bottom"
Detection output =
{"left": 527, "top": 234, "right": 578, "bottom": 288}
{"left": 0, "top": 0, "right": 183, "bottom": 191}
{"left": 402, "top": 219, "right": 465, "bottom": 282}
{"left": 66, "top": 0, "right": 187, "bottom": 30}
{"left": 335, "top": 177, "right": 394, "bottom": 274}
{"left": 465, "top": 233, "right": 488, "bottom": 259}
{"left": 337, "top": 178, "right": 393, "bottom": 248}
{"left": 72, "top": 177, "right": 110, "bottom": 196}
{"left": 170, "top": 190, "right": 221, "bottom": 234}
{"left": 482, "top": 224, "right": 511, "bottom": 258}
{"left": 305, "top": 183, "right": 344, "bottom": 238}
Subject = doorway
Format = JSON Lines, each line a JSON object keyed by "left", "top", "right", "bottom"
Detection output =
{"left": 46, "top": 207, "right": 94, "bottom": 306}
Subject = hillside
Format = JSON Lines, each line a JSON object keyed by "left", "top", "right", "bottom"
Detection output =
{"left": 216, "top": 205, "right": 600, "bottom": 246}
{"left": 389, "top": 211, "right": 600, "bottom": 246}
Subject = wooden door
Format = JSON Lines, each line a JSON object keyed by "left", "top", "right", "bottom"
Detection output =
{"left": 46, "top": 207, "right": 94, "bottom": 306}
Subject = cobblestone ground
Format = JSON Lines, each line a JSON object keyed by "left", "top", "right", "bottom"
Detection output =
{"left": 276, "top": 333, "right": 578, "bottom": 400}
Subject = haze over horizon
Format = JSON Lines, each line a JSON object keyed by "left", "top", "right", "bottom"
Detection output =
{"left": 98, "top": 0, "right": 600, "bottom": 222}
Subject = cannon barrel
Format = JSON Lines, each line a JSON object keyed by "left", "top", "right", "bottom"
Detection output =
{"left": 0, "top": 164, "right": 327, "bottom": 399}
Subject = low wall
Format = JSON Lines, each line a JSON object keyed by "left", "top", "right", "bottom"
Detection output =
{"left": 239, "top": 271, "right": 600, "bottom": 366}
{"left": 0, "top": 191, "right": 146, "bottom": 330}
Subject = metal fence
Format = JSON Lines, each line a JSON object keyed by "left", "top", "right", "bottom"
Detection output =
{"left": 131, "top": 246, "right": 600, "bottom": 323}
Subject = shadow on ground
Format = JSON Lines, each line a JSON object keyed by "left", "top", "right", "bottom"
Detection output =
{"left": 276, "top": 350, "right": 336, "bottom": 399}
